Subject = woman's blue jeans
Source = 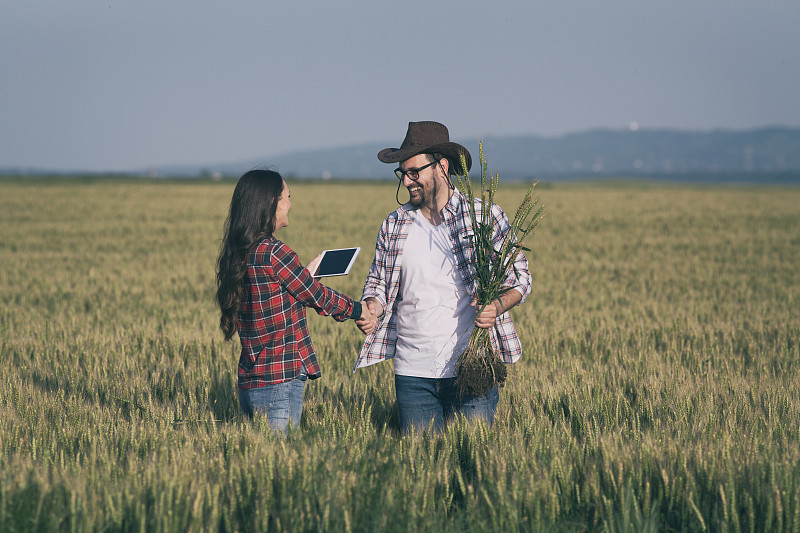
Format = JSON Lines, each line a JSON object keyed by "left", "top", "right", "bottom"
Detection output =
{"left": 238, "top": 372, "right": 307, "bottom": 432}
{"left": 394, "top": 374, "right": 499, "bottom": 433}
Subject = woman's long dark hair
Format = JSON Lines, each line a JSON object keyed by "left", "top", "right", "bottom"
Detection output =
{"left": 216, "top": 170, "right": 284, "bottom": 340}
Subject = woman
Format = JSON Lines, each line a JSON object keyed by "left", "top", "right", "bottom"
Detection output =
{"left": 216, "top": 169, "right": 367, "bottom": 431}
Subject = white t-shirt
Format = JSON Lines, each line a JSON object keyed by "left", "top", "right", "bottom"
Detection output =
{"left": 394, "top": 211, "right": 475, "bottom": 378}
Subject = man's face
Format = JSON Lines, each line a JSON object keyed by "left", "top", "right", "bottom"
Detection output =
{"left": 399, "top": 154, "right": 441, "bottom": 208}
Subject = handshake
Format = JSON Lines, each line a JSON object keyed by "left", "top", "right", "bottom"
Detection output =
{"left": 355, "top": 298, "right": 383, "bottom": 336}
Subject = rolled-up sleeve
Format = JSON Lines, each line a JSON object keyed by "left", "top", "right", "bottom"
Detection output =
{"left": 491, "top": 204, "right": 532, "bottom": 304}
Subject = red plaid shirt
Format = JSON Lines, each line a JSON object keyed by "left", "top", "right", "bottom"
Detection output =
{"left": 238, "top": 238, "right": 357, "bottom": 390}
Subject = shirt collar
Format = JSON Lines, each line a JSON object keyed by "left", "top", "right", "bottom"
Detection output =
{"left": 444, "top": 189, "right": 464, "bottom": 217}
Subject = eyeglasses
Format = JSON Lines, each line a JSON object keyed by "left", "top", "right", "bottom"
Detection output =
{"left": 394, "top": 159, "right": 439, "bottom": 181}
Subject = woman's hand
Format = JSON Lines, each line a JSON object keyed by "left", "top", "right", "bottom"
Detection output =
{"left": 305, "top": 253, "right": 323, "bottom": 277}
{"left": 355, "top": 298, "right": 383, "bottom": 335}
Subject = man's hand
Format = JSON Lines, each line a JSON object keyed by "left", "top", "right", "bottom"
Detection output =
{"left": 471, "top": 298, "right": 501, "bottom": 329}
{"left": 355, "top": 298, "right": 383, "bottom": 335}
{"left": 472, "top": 290, "right": 522, "bottom": 328}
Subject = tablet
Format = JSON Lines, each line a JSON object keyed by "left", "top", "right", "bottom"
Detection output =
{"left": 312, "top": 247, "right": 361, "bottom": 278}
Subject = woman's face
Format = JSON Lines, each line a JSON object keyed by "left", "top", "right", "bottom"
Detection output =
{"left": 274, "top": 180, "right": 291, "bottom": 231}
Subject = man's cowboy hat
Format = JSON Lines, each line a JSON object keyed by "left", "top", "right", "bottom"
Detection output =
{"left": 378, "top": 121, "right": 472, "bottom": 174}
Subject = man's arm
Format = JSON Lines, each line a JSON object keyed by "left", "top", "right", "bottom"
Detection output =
{"left": 470, "top": 203, "right": 532, "bottom": 329}
{"left": 355, "top": 218, "right": 391, "bottom": 335}
{"left": 492, "top": 205, "right": 532, "bottom": 303}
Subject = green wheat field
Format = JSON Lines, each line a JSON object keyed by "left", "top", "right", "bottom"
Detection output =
{"left": 1, "top": 176, "right": 798, "bottom": 532}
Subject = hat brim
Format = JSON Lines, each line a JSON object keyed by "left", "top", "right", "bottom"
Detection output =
{"left": 378, "top": 142, "right": 472, "bottom": 174}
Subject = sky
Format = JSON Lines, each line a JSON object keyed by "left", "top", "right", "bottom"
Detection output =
{"left": 2, "top": 0, "right": 799, "bottom": 172}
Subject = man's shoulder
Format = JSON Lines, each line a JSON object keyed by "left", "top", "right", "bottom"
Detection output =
{"left": 449, "top": 190, "right": 490, "bottom": 213}
{"left": 450, "top": 189, "right": 484, "bottom": 208}
{"left": 382, "top": 203, "right": 415, "bottom": 223}
{"left": 448, "top": 191, "right": 510, "bottom": 229}
{"left": 467, "top": 195, "right": 507, "bottom": 216}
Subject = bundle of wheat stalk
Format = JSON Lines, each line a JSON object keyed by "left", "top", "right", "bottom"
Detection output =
{"left": 453, "top": 143, "right": 544, "bottom": 397}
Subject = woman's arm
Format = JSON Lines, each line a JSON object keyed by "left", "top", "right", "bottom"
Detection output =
{"left": 271, "top": 241, "right": 359, "bottom": 321}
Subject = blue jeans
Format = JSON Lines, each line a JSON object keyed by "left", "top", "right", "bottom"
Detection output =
{"left": 238, "top": 371, "right": 307, "bottom": 432}
{"left": 394, "top": 374, "right": 499, "bottom": 433}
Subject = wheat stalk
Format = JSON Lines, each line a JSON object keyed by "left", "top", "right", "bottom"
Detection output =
{"left": 453, "top": 142, "right": 543, "bottom": 396}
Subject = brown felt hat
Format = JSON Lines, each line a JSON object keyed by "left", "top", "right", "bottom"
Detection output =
{"left": 378, "top": 121, "right": 472, "bottom": 174}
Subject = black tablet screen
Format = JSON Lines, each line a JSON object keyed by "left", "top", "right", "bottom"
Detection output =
{"left": 315, "top": 248, "right": 358, "bottom": 277}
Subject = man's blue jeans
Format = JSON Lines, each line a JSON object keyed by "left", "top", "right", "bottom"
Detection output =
{"left": 238, "top": 372, "right": 307, "bottom": 432}
{"left": 394, "top": 374, "right": 499, "bottom": 433}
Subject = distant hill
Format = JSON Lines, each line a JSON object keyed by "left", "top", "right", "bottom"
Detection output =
{"left": 478, "top": 127, "right": 800, "bottom": 179}
{"left": 202, "top": 126, "right": 800, "bottom": 182}
{"left": 4, "top": 127, "right": 800, "bottom": 182}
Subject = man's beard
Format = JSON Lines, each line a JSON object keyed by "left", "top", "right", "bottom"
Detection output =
{"left": 409, "top": 175, "right": 439, "bottom": 208}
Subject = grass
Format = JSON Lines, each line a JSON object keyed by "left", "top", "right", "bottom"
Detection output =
{"left": 1, "top": 177, "right": 799, "bottom": 531}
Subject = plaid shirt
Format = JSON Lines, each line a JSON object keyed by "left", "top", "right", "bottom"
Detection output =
{"left": 238, "top": 238, "right": 356, "bottom": 390}
{"left": 354, "top": 190, "right": 532, "bottom": 371}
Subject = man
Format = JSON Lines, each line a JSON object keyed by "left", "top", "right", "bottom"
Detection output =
{"left": 354, "top": 121, "right": 532, "bottom": 433}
